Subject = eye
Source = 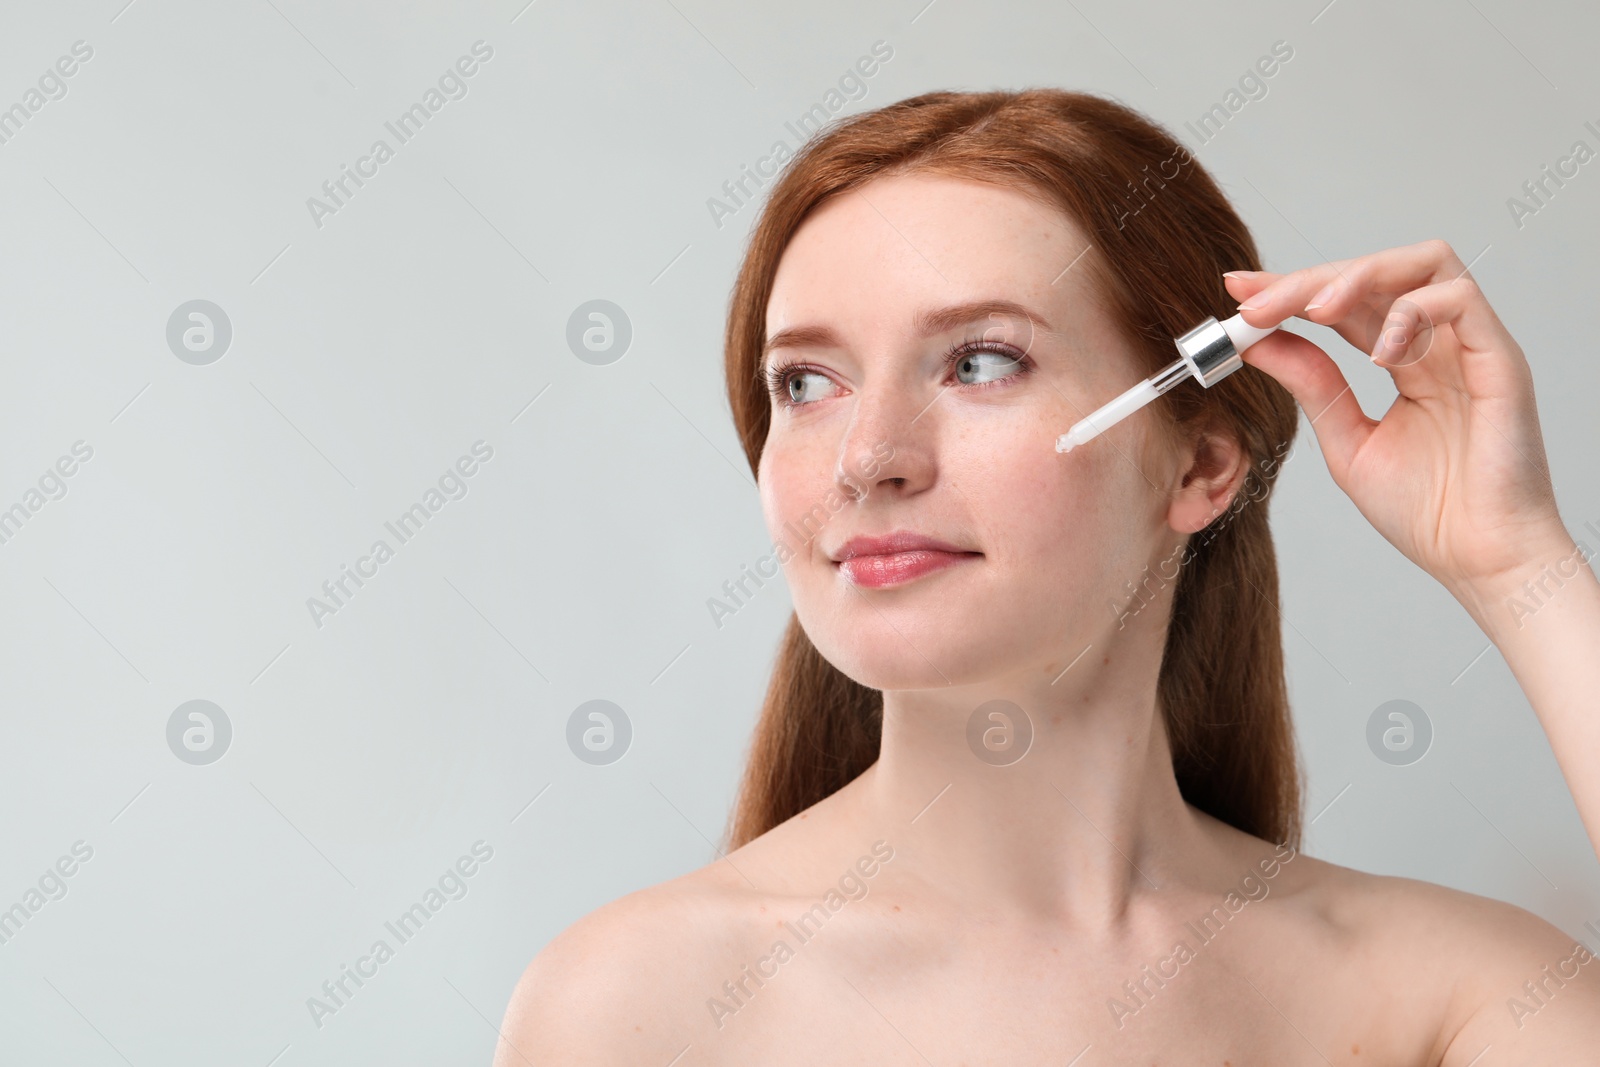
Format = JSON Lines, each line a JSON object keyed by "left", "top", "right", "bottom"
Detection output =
{"left": 763, "top": 339, "right": 1032, "bottom": 410}
{"left": 764, "top": 362, "right": 840, "bottom": 407}
{"left": 945, "top": 340, "right": 1028, "bottom": 387}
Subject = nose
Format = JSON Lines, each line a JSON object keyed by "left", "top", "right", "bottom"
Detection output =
{"left": 833, "top": 378, "right": 935, "bottom": 501}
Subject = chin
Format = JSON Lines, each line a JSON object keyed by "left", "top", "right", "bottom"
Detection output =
{"left": 806, "top": 623, "right": 1004, "bottom": 693}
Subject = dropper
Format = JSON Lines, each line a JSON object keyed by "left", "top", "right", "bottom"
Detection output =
{"left": 1056, "top": 313, "right": 1277, "bottom": 453}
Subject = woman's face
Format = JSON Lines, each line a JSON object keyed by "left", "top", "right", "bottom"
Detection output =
{"left": 758, "top": 172, "right": 1206, "bottom": 692}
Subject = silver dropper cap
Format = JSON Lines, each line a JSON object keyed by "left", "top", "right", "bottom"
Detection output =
{"left": 1175, "top": 316, "right": 1242, "bottom": 387}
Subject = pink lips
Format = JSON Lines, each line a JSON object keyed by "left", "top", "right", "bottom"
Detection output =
{"left": 830, "top": 531, "right": 981, "bottom": 589}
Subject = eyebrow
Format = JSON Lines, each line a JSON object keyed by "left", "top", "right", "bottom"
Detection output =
{"left": 761, "top": 299, "right": 1052, "bottom": 369}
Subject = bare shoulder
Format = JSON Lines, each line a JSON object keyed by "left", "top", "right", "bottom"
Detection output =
{"left": 493, "top": 779, "right": 883, "bottom": 1064}
{"left": 1346, "top": 867, "right": 1600, "bottom": 1064}
{"left": 493, "top": 861, "right": 758, "bottom": 1067}
{"left": 1254, "top": 840, "right": 1600, "bottom": 1064}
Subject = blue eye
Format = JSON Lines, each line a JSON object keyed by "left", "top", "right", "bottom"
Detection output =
{"left": 784, "top": 368, "right": 835, "bottom": 405}
{"left": 763, "top": 365, "right": 839, "bottom": 406}
{"left": 764, "top": 339, "right": 1032, "bottom": 409}
{"left": 945, "top": 341, "right": 1027, "bottom": 386}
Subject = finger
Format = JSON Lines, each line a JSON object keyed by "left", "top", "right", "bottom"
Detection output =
{"left": 1222, "top": 270, "right": 1287, "bottom": 312}
{"left": 1228, "top": 265, "right": 1394, "bottom": 371}
{"left": 1370, "top": 277, "right": 1529, "bottom": 397}
{"left": 1229, "top": 266, "right": 1392, "bottom": 359}
{"left": 1370, "top": 274, "right": 1523, "bottom": 367}
{"left": 1231, "top": 242, "right": 1527, "bottom": 390}
{"left": 1233, "top": 239, "right": 1475, "bottom": 332}
{"left": 1222, "top": 269, "right": 1279, "bottom": 291}
{"left": 1236, "top": 329, "right": 1374, "bottom": 483}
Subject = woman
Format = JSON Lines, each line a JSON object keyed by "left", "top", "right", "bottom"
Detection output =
{"left": 496, "top": 89, "right": 1600, "bottom": 1063}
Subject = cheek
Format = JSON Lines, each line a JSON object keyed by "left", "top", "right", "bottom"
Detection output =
{"left": 956, "top": 429, "right": 1142, "bottom": 580}
{"left": 758, "top": 438, "right": 833, "bottom": 545}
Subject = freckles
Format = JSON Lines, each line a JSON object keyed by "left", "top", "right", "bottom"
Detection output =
{"left": 1012, "top": 454, "right": 1076, "bottom": 514}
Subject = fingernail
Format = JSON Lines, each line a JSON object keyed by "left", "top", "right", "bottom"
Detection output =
{"left": 1223, "top": 270, "right": 1260, "bottom": 279}
{"left": 1238, "top": 291, "right": 1270, "bottom": 310}
{"left": 1305, "top": 282, "right": 1336, "bottom": 310}
{"left": 1373, "top": 325, "right": 1406, "bottom": 361}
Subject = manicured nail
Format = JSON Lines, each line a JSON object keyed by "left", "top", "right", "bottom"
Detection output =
{"left": 1305, "top": 281, "right": 1336, "bottom": 310}
{"left": 1223, "top": 270, "right": 1261, "bottom": 279}
{"left": 1238, "top": 291, "right": 1270, "bottom": 310}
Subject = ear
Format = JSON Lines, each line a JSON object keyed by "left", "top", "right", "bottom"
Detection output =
{"left": 1165, "top": 428, "right": 1250, "bottom": 535}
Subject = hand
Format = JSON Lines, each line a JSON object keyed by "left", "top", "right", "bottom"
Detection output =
{"left": 1223, "top": 239, "right": 1573, "bottom": 609}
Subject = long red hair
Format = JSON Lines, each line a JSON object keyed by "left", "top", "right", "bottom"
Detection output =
{"left": 721, "top": 88, "right": 1303, "bottom": 851}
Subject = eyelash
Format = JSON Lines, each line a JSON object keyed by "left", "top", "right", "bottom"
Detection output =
{"left": 763, "top": 339, "right": 1032, "bottom": 409}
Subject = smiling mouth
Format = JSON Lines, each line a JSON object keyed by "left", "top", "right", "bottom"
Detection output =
{"left": 836, "top": 548, "right": 981, "bottom": 589}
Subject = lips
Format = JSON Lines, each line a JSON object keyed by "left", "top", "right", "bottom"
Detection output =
{"left": 830, "top": 531, "right": 981, "bottom": 589}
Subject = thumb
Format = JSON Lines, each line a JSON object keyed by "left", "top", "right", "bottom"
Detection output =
{"left": 1237, "top": 329, "right": 1374, "bottom": 483}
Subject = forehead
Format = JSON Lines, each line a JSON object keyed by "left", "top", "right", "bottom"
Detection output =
{"left": 765, "top": 172, "right": 1094, "bottom": 337}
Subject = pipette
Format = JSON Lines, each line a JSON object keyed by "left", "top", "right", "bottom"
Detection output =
{"left": 1055, "top": 313, "right": 1278, "bottom": 453}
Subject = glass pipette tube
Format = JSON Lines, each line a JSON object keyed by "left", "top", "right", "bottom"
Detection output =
{"left": 1056, "top": 312, "right": 1277, "bottom": 453}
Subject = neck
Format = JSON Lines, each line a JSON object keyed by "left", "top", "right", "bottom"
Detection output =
{"left": 855, "top": 639, "right": 1208, "bottom": 927}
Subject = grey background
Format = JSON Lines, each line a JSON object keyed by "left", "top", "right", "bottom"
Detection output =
{"left": 2, "top": 0, "right": 1597, "bottom": 1062}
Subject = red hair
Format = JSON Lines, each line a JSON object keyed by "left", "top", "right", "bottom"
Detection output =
{"left": 721, "top": 89, "right": 1304, "bottom": 851}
